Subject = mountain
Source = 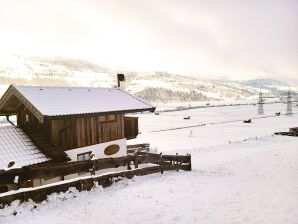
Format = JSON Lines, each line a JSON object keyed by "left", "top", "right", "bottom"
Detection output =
{"left": 243, "top": 78, "right": 287, "bottom": 87}
{"left": 0, "top": 55, "right": 296, "bottom": 102}
{"left": 242, "top": 78, "right": 292, "bottom": 96}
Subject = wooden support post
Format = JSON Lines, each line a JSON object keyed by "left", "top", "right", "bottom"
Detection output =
{"left": 134, "top": 151, "right": 139, "bottom": 169}
{"left": 92, "top": 179, "right": 97, "bottom": 188}
{"left": 176, "top": 153, "right": 179, "bottom": 171}
{"left": 187, "top": 154, "right": 192, "bottom": 171}
{"left": 78, "top": 180, "right": 84, "bottom": 191}
{"left": 158, "top": 153, "right": 162, "bottom": 163}
{"left": 23, "top": 192, "right": 28, "bottom": 202}
{"left": 127, "top": 161, "right": 131, "bottom": 170}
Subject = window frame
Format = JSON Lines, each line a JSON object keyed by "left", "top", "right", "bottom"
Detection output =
{"left": 99, "top": 114, "right": 117, "bottom": 123}
{"left": 77, "top": 151, "right": 92, "bottom": 161}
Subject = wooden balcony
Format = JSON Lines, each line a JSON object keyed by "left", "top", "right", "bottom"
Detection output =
{"left": 124, "top": 116, "right": 139, "bottom": 139}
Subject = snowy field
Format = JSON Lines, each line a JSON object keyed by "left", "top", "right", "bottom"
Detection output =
{"left": 1, "top": 103, "right": 298, "bottom": 223}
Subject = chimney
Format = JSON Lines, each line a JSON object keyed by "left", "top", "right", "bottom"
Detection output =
{"left": 117, "top": 74, "right": 125, "bottom": 88}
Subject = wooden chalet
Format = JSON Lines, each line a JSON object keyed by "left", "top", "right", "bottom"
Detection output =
{"left": 0, "top": 84, "right": 155, "bottom": 191}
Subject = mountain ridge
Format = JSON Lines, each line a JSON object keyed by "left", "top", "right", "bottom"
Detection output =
{"left": 0, "top": 55, "right": 296, "bottom": 102}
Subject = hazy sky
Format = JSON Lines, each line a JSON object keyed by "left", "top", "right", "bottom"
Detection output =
{"left": 0, "top": 0, "right": 297, "bottom": 80}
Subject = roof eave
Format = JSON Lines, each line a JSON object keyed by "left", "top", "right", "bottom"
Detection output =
{"left": 0, "top": 85, "right": 44, "bottom": 123}
{"left": 44, "top": 107, "right": 156, "bottom": 119}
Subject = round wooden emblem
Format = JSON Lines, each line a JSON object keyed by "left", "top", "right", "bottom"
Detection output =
{"left": 104, "top": 144, "right": 120, "bottom": 156}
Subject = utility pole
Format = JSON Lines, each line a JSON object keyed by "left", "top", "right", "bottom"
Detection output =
{"left": 257, "top": 90, "right": 264, "bottom": 115}
{"left": 286, "top": 87, "right": 293, "bottom": 116}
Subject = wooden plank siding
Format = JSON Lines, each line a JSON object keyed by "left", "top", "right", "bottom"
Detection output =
{"left": 124, "top": 116, "right": 139, "bottom": 140}
{"left": 17, "top": 104, "right": 43, "bottom": 133}
{"left": 47, "top": 114, "right": 126, "bottom": 151}
{"left": 16, "top": 103, "right": 138, "bottom": 152}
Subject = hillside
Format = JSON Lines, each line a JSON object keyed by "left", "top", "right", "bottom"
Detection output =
{"left": 2, "top": 103, "right": 298, "bottom": 224}
{"left": 0, "top": 55, "right": 296, "bottom": 102}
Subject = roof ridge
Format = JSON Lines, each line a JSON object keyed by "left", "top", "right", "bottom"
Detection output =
{"left": 11, "top": 85, "right": 44, "bottom": 122}
{"left": 1, "top": 84, "right": 156, "bottom": 119}
{"left": 15, "top": 85, "right": 114, "bottom": 90}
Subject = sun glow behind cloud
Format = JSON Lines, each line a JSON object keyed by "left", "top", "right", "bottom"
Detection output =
{"left": 0, "top": 0, "right": 297, "bottom": 80}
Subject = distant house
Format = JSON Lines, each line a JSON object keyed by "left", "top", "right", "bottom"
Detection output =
{"left": 0, "top": 85, "right": 155, "bottom": 191}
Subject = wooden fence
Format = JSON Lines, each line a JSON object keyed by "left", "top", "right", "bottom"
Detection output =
{"left": 0, "top": 151, "right": 191, "bottom": 207}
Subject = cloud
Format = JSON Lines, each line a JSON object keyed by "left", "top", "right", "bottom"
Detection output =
{"left": 0, "top": 0, "right": 297, "bottom": 80}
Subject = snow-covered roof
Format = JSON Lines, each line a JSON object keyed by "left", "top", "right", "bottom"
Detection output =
{"left": 0, "top": 126, "right": 49, "bottom": 170}
{"left": 0, "top": 85, "right": 155, "bottom": 122}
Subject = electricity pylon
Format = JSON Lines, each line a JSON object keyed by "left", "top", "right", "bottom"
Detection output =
{"left": 257, "top": 90, "right": 264, "bottom": 115}
{"left": 286, "top": 87, "right": 293, "bottom": 116}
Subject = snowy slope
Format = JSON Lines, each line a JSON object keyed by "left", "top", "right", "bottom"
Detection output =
{"left": 1, "top": 55, "right": 297, "bottom": 103}
{"left": 1, "top": 102, "right": 298, "bottom": 224}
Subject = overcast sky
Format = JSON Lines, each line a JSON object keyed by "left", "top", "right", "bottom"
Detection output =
{"left": 0, "top": 0, "right": 297, "bottom": 81}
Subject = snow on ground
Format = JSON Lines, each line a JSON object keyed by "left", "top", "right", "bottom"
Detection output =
{"left": 154, "top": 97, "right": 281, "bottom": 111}
{"left": 1, "top": 103, "right": 298, "bottom": 224}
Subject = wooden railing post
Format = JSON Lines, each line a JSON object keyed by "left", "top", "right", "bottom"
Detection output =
{"left": 134, "top": 151, "right": 139, "bottom": 169}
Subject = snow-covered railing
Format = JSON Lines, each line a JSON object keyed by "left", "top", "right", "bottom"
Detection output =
{"left": 0, "top": 151, "right": 191, "bottom": 206}
{"left": 0, "top": 152, "right": 191, "bottom": 186}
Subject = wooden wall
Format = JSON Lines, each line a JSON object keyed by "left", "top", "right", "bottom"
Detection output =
{"left": 124, "top": 116, "right": 139, "bottom": 140}
{"left": 47, "top": 114, "right": 126, "bottom": 151}
{"left": 17, "top": 104, "right": 43, "bottom": 131}
{"left": 17, "top": 103, "right": 139, "bottom": 152}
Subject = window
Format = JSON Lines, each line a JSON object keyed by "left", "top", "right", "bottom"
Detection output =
{"left": 77, "top": 152, "right": 91, "bottom": 161}
{"left": 99, "top": 115, "right": 116, "bottom": 123}
{"left": 99, "top": 116, "right": 105, "bottom": 122}
{"left": 109, "top": 114, "right": 116, "bottom": 122}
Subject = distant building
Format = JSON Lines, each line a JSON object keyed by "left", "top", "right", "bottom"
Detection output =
{"left": 0, "top": 85, "right": 155, "bottom": 191}
{"left": 289, "top": 127, "right": 298, "bottom": 136}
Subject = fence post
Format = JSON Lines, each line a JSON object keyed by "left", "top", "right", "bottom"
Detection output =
{"left": 176, "top": 153, "right": 179, "bottom": 172}
{"left": 134, "top": 151, "right": 139, "bottom": 169}
{"left": 187, "top": 154, "right": 192, "bottom": 171}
